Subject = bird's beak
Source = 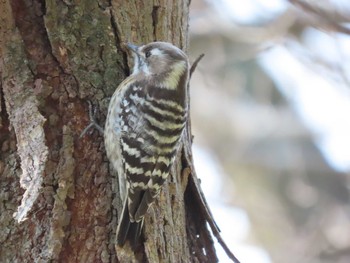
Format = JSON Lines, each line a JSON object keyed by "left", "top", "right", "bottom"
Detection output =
{"left": 127, "top": 43, "right": 139, "bottom": 54}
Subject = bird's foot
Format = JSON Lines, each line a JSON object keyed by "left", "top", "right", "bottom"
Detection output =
{"left": 80, "top": 100, "right": 104, "bottom": 138}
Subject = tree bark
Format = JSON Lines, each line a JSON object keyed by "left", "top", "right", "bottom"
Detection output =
{"left": 0, "top": 0, "right": 220, "bottom": 262}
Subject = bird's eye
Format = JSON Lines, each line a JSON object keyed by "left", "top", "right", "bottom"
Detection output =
{"left": 145, "top": 51, "right": 152, "bottom": 58}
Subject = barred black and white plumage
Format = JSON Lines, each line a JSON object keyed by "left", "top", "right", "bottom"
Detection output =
{"left": 104, "top": 42, "right": 189, "bottom": 247}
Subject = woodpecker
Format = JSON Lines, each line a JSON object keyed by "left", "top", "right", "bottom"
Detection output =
{"left": 104, "top": 42, "right": 189, "bottom": 247}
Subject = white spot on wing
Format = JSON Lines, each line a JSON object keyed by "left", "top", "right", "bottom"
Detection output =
{"left": 144, "top": 113, "right": 184, "bottom": 130}
{"left": 122, "top": 140, "right": 141, "bottom": 157}
{"left": 125, "top": 162, "right": 144, "bottom": 175}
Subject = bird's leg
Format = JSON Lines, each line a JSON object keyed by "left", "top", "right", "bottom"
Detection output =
{"left": 80, "top": 100, "right": 104, "bottom": 138}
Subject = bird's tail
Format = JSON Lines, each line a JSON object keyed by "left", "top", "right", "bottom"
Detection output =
{"left": 116, "top": 197, "right": 143, "bottom": 249}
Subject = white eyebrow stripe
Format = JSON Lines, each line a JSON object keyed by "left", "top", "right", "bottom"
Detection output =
{"left": 151, "top": 48, "right": 163, "bottom": 56}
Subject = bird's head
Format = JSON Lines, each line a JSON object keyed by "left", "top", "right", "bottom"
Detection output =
{"left": 127, "top": 42, "right": 189, "bottom": 89}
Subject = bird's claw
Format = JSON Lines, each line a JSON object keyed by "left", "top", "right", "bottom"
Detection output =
{"left": 80, "top": 100, "right": 104, "bottom": 138}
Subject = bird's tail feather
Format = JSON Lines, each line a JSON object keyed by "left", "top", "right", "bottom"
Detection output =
{"left": 116, "top": 197, "right": 143, "bottom": 249}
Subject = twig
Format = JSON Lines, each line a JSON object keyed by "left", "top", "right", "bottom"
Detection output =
{"left": 189, "top": 169, "right": 240, "bottom": 263}
{"left": 190, "top": 54, "right": 205, "bottom": 78}
{"left": 184, "top": 54, "right": 240, "bottom": 262}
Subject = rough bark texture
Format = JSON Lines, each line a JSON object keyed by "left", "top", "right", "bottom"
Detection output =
{"left": 0, "top": 0, "right": 219, "bottom": 262}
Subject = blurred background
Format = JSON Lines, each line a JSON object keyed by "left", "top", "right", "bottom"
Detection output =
{"left": 188, "top": 0, "right": 350, "bottom": 262}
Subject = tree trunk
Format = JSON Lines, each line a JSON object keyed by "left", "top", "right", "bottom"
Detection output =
{"left": 0, "top": 0, "right": 219, "bottom": 262}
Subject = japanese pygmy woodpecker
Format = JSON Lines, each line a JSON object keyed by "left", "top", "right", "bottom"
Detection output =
{"left": 104, "top": 42, "right": 189, "bottom": 247}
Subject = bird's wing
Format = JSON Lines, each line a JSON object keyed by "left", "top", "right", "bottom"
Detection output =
{"left": 118, "top": 82, "right": 185, "bottom": 242}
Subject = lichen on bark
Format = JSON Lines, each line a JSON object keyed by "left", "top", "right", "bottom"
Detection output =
{"left": 44, "top": 0, "right": 125, "bottom": 101}
{"left": 46, "top": 125, "right": 75, "bottom": 260}
{"left": 1, "top": 27, "right": 48, "bottom": 223}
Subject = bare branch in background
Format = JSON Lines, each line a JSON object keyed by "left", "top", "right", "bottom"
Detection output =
{"left": 289, "top": 0, "right": 350, "bottom": 35}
